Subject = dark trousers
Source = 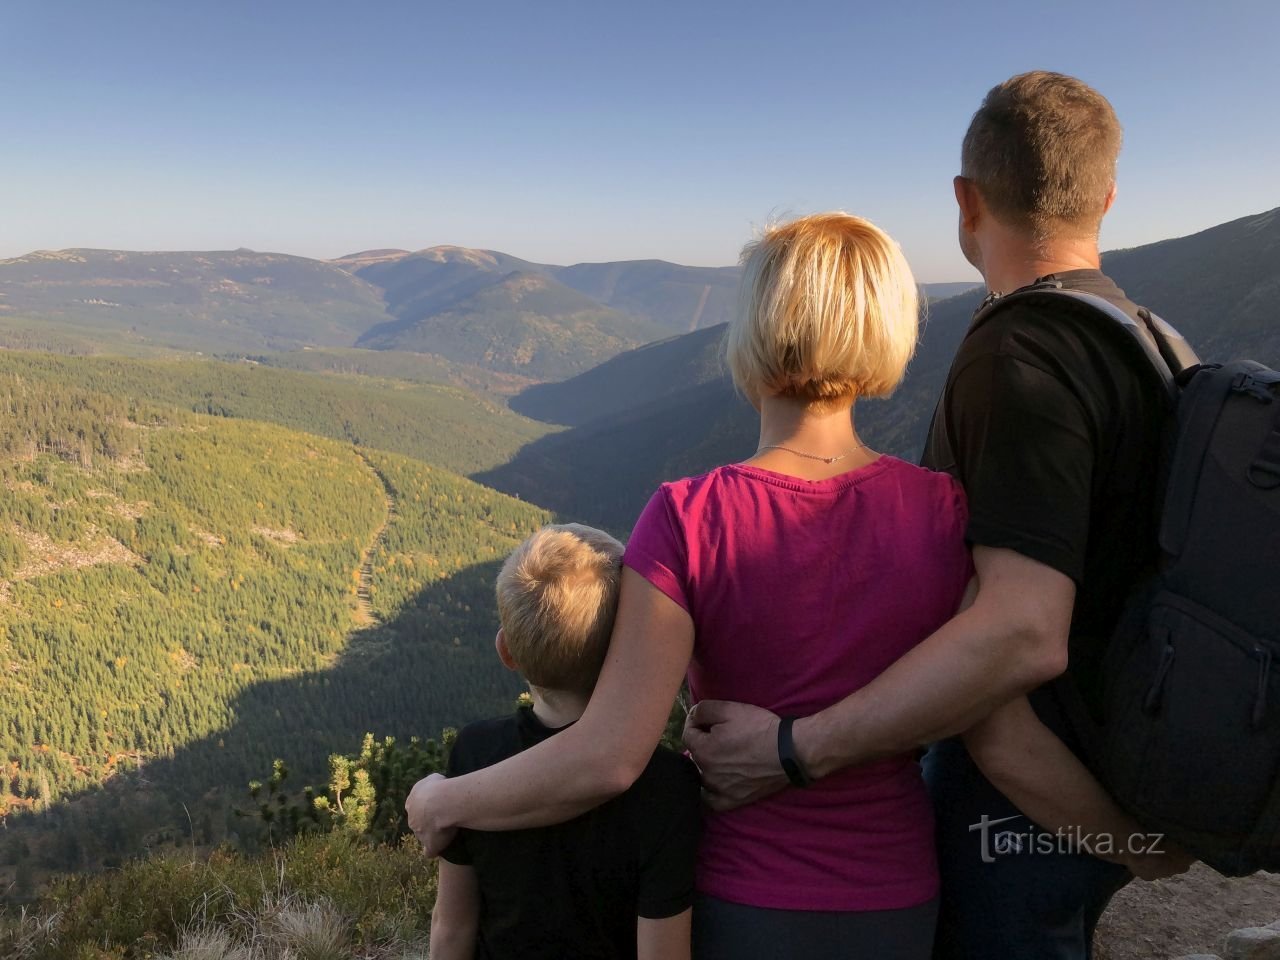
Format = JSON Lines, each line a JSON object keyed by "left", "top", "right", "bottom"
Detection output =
{"left": 692, "top": 894, "right": 938, "bottom": 960}
{"left": 923, "top": 738, "right": 1132, "bottom": 960}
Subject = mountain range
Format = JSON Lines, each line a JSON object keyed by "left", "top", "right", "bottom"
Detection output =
{"left": 479, "top": 206, "right": 1280, "bottom": 531}
{"left": 0, "top": 244, "right": 977, "bottom": 381}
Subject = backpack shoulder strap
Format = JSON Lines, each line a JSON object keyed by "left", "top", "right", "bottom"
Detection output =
{"left": 971, "top": 283, "right": 1201, "bottom": 402}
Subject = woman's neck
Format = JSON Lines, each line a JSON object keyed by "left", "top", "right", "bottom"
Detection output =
{"left": 744, "top": 395, "right": 879, "bottom": 480}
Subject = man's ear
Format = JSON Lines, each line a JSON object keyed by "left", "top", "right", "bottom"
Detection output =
{"left": 1102, "top": 181, "right": 1118, "bottom": 217}
{"left": 954, "top": 175, "right": 983, "bottom": 229}
{"left": 495, "top": 629, "right": 519, "bottom": 671}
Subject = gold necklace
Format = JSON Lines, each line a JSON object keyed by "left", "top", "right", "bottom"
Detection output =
{"left": 754, "top": 442, "right": 864, "bottom": 465}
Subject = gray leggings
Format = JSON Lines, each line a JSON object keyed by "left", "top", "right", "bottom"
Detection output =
{"left": 691, "top": 894, "right": 938, "bottom": 960}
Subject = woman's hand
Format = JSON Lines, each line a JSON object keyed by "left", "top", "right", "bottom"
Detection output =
{"left": 683, "top": 700, "right": 787, "bottom": 811}
{"left": 406, "top": 773, "right": 457, "bottom": 857}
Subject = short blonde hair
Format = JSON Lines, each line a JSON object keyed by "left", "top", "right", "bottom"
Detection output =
{"left": 495, "top": 524, "right": 624, "bottom": 695}
{"left": 726, "top": 213, "right": 919, "bottom": 406}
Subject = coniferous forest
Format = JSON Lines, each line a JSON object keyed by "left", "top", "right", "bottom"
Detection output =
{"left": 0, "top": 364, "right": 549, "bottom": 898}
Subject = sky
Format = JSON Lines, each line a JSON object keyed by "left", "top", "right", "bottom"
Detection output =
{"left": 2, "top": 0, "right": 1277, "bottom": 281}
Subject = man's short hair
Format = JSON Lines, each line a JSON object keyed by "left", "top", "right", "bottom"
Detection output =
{"left": 961, "top": 71, "right": 1122, "bottom": 238}
{"left": 495, "top": 524, "right": 624, "bottom": 695}
{"left": 726, "top": 212, "right": 919, "bottom": 408}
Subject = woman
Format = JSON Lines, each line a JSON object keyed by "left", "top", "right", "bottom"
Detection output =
{"left": 410, "top": 212, "right": 967, "bottom": 957}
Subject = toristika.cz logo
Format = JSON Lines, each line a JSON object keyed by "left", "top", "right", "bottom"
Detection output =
{"left": 969, "top": 815, "right": 1169, "bottom": 864}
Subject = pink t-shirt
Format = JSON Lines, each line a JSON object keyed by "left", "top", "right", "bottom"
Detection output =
{"left": 623, "top": 456, "right": 972, "bottom": 912}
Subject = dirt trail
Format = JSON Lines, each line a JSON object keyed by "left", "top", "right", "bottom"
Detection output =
{"left": 352, "top": 451, "right": 396, "bottom": 627}
{"left": 1097, "top": 866, "right": 1280, "bottom": 959}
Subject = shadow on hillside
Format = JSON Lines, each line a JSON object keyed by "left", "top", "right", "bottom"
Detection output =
{"left": 471, "top": 351, "right": 965, "bottom": 536}
{"left": 474, "top": 378, "right": 759, "bottom": 534}
{"left": 10, "top": 559, "right": 523, "bottom": 873}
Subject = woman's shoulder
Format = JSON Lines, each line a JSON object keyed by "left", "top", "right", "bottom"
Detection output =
{"left": 882, "top": 457, "right": 966, "bottom": 499}
{"left": 650, "top": 464, "right": 740, "bottom": 507}
{"left": 868, "top": 458, "right": 969, "bottom": 540}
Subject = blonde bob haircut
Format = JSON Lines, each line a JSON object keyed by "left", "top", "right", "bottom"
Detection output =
{"left": 495, "top": 523, "right": 624, "bottom": 696}
{"left": 727, "top": 213, "right": 919, "bottom": 407}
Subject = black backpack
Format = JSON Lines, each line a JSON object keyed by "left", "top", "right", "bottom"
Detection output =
{"left": 975, "top": 283, "right": 1280, "bottom": 877}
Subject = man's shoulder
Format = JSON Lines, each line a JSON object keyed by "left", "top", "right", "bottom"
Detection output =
{"left": 952, "top": 283, "right": 1149, "bottom": 391}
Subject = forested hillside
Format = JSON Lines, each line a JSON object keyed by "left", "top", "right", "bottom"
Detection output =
{"left": 0, "top": 352, "right": 553, "bottom": 475}
{"left": 0, "top": 374, "right": 549, "bottom": 883}
{"left": 357, "top": 270, "right": 670, "bottom": 380}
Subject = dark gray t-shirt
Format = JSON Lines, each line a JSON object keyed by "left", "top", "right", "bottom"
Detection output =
{"left": 442, "top": 705, "right": 702, "bottom": 959}
{"left": 921, "top": 270, "right": 1167, "bottom": 728}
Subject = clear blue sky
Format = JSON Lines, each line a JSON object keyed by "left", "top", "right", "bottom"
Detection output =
{"left": 2, "top": 0, "right": 1276, "bottom": 281}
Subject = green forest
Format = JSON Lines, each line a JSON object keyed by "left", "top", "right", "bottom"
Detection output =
{"left": 0, "top": 361, "right": 550, "bottom": 895}
{"left": 0, "top": 352, "right": 554, "bottom": 476}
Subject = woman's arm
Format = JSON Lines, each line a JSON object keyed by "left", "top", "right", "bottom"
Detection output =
{"left": 407, "top": 569, "right": 694, "bottom": 854}
{"left": 963, "top": 696, "right": 1193, "bottom": 880}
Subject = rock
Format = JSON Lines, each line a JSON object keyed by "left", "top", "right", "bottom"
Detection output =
{"left": 1172, "top": 955, "right": 1223, "bottom": 959}
{"left": 1225, "top": 926, "right": 1280, "bottom": 960}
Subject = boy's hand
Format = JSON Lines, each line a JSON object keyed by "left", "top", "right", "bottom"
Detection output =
{"left": 406, "top": 773, "right": 457, "bottom": 856}
{"left": 683, "top": 700, "right": 787, "bottom": 811}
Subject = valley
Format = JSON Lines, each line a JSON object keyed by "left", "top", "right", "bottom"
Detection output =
{"left": 0, "top": 207, "right": 1276, "bottom": 957}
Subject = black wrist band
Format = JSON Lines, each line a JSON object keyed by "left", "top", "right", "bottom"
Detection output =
{"left": 777, "top": 716, "right": 812, "bottom": 788}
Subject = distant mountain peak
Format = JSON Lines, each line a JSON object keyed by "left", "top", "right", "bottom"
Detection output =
{"left": 414, "top": 245, "right": 504, "bottom": 268}
{"left": 1244, "top": 207, "right": 1280, "bottom": 234}
{"left": 492, "top": 271, "right": 553, "bottom": 296}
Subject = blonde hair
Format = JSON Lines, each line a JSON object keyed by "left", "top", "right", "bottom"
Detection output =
{"left": 726, "top": 213, "right": 919, "bottom": 407}
{"left": 495, "top": 524, "right": 624, "bottom": 695}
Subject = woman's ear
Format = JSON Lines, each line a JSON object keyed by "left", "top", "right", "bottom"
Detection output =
{"left": 494, "top": 629, "right": 519, "bottom": 671}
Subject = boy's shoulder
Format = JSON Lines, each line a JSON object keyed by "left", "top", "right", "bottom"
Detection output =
{"left": 448, "top": 711, "right": 527, "bottom": 776}
{"left": 620, "top": 745, "right": 702, "bottom": 812}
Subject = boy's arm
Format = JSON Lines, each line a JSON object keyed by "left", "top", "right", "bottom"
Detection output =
{"left": 964, "top": 695, "right": 1194, "bottom": 880}
{"left": 429, "top": 860, "right": 480, "bottom": 960}
{"left": 637, "top": 910, "right": 692, "bottom": 960}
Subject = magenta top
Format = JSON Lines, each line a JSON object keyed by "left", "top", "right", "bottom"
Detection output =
{"left": 623, "top": 456, "right": 973, "bottom": 912}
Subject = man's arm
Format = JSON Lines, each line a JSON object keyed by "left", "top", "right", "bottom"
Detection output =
{"left": 964, "top": 696, "right": 1194, "bottom": 881}
{"left": 429, "top": 860, "right": 480, "bottom": 960}
{"left": 637, "top": 910, "right": 692, "bottom": 960}
{"left": 685, "top": 545, "right": 1071, "bottom": 809}
{"left": 408, "top": 570, "right": 694, "bottom": 855}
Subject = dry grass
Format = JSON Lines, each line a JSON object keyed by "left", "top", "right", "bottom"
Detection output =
{"left": 0, "top": 834, "right": 436, "bottom": 960}
{"left": 160, "top": 925, "right": 261, "bottom": 960}
{"left": 262, "top": 896, "right": 349, "bottom": 960}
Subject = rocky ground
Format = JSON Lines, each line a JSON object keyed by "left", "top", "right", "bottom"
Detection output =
{"left": 1096, "top": 866, "right": 1280, "bottom": 959}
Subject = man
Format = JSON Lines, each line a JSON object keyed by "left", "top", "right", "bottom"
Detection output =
{"left": 683, "top": 71, "right": 1191, "bottom": 958}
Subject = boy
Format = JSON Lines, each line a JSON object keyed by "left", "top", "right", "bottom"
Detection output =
{"left": 428, "top": 524, "right": 702, "bottom": 960}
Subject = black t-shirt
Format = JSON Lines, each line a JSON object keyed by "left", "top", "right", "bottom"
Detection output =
{"left": 441, "top": 706, "right": 702, "bottom": 960}
{"left": 921, "top": 270, "right": 1167, "bottom": 734}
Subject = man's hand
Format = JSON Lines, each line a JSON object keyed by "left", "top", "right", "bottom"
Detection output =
{"left": 406, "top": 773, "right": 456, "bottom": 856}
{"left": 683, "top": 700, "right": 787, "bottom": 811}
{"left": 1123, "top": 841, "right": 1196, "bottom": 882}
